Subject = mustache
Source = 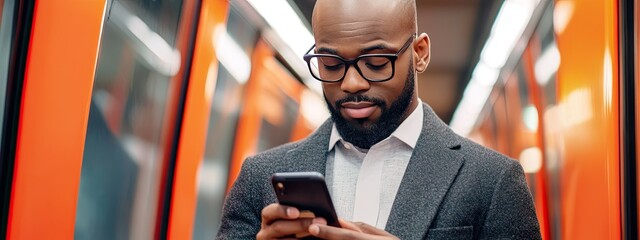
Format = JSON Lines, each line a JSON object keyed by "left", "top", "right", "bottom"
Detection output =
{"left": 335, "top": 95, "right": 386, "bottom": 107}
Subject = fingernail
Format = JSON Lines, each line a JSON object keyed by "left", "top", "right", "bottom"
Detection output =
{"left": 286, "top": 207, "right": 298, "bottom": 217}
{"left": 309, "top": 225, "right": 320, "bottom": 235}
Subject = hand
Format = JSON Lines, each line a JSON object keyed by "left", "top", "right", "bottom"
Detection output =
{"left": 256, "top": 203, "right": 324, "bottom": 240}
{"left": 308, "top": 219, "right": 399, "bottom": 240}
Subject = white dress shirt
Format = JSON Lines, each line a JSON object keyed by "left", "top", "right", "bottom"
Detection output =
{"left": 325, "top": 99, "right": 424, "bottom": 229}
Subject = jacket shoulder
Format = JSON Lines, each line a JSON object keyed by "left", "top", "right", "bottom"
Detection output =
{"left": 455, "top": 135, "right": 520, "bottom": 174}
{"left": 243, "top": 141, "right": 301, "bottom": 172}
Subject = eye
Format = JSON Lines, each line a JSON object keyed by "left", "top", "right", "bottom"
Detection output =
{"left": 363, "top": 57, "right": 390, "bottom": 71}
{"left": 323, "top": 62, "right": 344, "bottom": 71}
{"left": 366, "top": 62, "right": 388, "bottom": 70}
{"left": 318, "top": 57, "right": 344, "bottom": 71}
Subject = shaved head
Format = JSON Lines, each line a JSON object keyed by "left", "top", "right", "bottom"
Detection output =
{"left": 312, "top": 0, "right": 417, "bottom": 39}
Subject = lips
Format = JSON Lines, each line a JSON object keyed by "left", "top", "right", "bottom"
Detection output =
{"left": 341, "top": 101, "right": 377, "bottom": 119}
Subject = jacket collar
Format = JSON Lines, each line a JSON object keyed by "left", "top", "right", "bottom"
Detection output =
{"left": 385, "top": 103, "right": 464, "bottom": 239}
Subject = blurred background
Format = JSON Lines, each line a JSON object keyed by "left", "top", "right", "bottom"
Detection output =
{"left": 1, "top": 0, "right": 638, "bottom": 239}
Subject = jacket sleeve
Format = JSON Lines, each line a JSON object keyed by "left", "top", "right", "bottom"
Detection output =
{"left": 478, "top": 160, "right": 542, "bottom": 239}
{"left": 216, "top": 158, "right": 262, "bottom": 240}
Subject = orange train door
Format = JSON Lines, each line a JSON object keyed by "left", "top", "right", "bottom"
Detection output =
{"left": 0, "top": 1, "right": 107, "bottom": 239}
{"left": 554, "top": 0, "right": 621, "bottom": 238}
{"left": 167, "top": 0, "right": 229, "bottom": 239}
{"left": 0, "top": 0, "right": 211, "bottom": 239}
{"left": 467, "top": 0, "right": 621, "bottom": 238}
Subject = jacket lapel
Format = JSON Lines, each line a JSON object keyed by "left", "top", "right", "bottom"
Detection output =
{"left": 385, "top": 104, "right": 464, "bottom": 239}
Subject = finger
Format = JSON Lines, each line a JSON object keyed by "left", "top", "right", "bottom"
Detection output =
{"left": 309, "top": 224, "right": 368, "bottom": 240}
{"left": 261, "top": 204, "right": 299, "bottom": 226}
{"left": 338, "top": 218, "right": 363, "bottom": 232}
{"left": 297, "top": 217, "right": 327, "bottom": 238}
{"left": 257, "top": 218, "right": 314, "bottom": 240}
{"left": 352, "top": 222, "right": 393, "bottom": 236}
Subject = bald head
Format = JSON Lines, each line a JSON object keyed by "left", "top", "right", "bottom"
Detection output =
{"left": 312, "top": 0, "right": 417, "bottom": 43}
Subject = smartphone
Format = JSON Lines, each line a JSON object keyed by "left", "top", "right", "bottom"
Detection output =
{"left": 271, "top": 172, "right": 341, "bottom": 228}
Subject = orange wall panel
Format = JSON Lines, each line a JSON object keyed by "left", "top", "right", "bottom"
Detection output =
{"left": 554, "top": 0, "right": 620, "bottom": 238}
{"left": 7, "top": 1, "right": 106, "bottom": 239}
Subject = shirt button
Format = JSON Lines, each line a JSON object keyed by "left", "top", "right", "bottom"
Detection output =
{"left": 344, "top": 143, "right": 352, "bottom": 150}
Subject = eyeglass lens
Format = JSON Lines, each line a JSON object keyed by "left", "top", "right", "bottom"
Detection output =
{"left": 309, "top": 56, "right": 393, "bottom": 82}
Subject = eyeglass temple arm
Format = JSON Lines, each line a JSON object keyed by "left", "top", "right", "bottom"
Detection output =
{"left": 304, "top": 44, "right": 316, "bottom": 56}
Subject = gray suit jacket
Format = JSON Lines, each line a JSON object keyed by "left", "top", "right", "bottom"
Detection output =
{"left": 217, "top": 104, "right": 541, "bottom": 239}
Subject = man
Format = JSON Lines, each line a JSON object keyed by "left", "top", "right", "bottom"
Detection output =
{"left": 217, "top": 0, "right": 541, "bottom": 239}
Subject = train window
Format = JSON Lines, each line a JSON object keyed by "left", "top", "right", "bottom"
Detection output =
{"left": 503, "top": 59, "right": 532, "bottom": 154}
{"left": 490, "top": 89, "right": 510, "bottom": 154}
{"left": 535, "top": 5, "right": 558, "bottom": 106}
{"left": 248, "top": 42, "right": 303, "bottom": 155}
{"left": 258, "top": 86, "right": 299, "bottom": 152}
{"left": 192, "top": 65, "right": 246, "bottom": 239}
{"left": 0, "top": 0, "right": 14, "bottom": 153}
{"left": 74, "top": 0, "right": 188, "bottom": 239}
{"left": 226, "top": 6, "right": 258, "bottom": 59}
{"left": 192, "top": 6, "right": 258, "bottom": 239}
{"left": 256, "top": 56, "right": 301, "bottom": 152}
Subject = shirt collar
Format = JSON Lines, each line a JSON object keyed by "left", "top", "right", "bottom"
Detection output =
{"left": 328, "top": 99, "right": 424, "bottom": 151}
{"left": 328, "top": 123, "right": 342, "bottom": 151}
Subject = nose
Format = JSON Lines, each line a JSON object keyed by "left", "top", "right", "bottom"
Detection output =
{"left": 340, "top": 65, "right": 370, "bottom": 94}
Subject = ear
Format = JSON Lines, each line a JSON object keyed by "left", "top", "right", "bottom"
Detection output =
{"left": 413, "top": 33, "right": 430, "bottom": 73}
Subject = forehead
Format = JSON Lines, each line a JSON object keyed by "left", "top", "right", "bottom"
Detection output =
{"left": 312, "top": 1, "right": 407, "bottom": 47}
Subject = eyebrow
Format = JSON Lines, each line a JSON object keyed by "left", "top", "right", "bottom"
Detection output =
{"left": 316, "top": 44, "right": 394, "bottom": 56}
{"left": 361, "top": 44, "right": 390, "bottom": 53}
{"left": 316, "top": 47, "right": 338, "bottom": 55}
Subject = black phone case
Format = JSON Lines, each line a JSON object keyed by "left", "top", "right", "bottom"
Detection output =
{"left": 271, "top": 172, "right": 341, "bottom": 228}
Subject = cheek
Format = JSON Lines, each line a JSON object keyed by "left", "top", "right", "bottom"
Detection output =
{"left": 322, "top": 83, "right": 341, "bottom": 101}
{"left": 376, "top": 78, "right": 406, "bottom": 102}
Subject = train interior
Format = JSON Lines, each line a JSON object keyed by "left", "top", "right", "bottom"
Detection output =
{"left": 0, "top": 0, "right": 638, "bottom": 239}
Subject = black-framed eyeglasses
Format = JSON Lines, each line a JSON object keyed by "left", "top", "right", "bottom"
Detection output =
{"left": 303, "top": 34, "right": 415, "bottom": 82}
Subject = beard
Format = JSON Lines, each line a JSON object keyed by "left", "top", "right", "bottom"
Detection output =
{"left": 324, "top": 64, "right": 416, "bottom": 149}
